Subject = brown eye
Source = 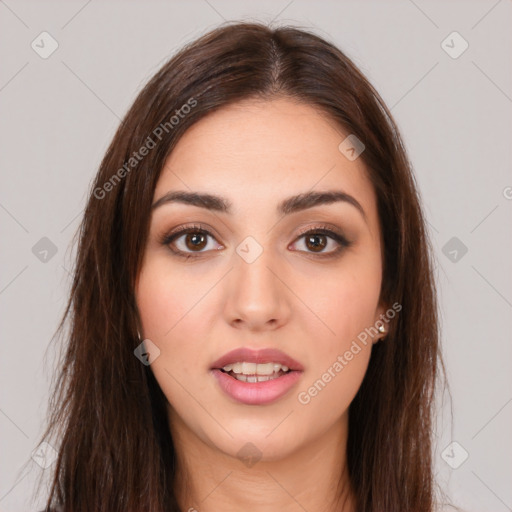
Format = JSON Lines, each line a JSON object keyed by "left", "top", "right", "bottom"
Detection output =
{"left": 291, "top": 227, "right": 351, "bottom": 257}
{"left": 304, "top": 233, "right": 328, "bottom": 252}
{"left": 162, "top": 225, "right": 222, "bottom": 258}
{"left": 184, "top": 231, "right": 208, "bottom": 251}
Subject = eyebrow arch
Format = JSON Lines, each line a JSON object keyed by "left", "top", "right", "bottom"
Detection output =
{"left": 151, "top": 190, "right": 367, "bottom": 223}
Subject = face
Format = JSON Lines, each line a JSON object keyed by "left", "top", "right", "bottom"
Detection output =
{"left": 135, "top": 97, "right": 387, "bottom": 463}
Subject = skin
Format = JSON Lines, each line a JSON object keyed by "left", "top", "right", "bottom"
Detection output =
{"left": 135, "top": 97, "right": 388, "bottom": 512}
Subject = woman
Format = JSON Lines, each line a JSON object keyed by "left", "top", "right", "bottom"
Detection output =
{"left": 37, "top": 21, "right": 444, "bottom": 511}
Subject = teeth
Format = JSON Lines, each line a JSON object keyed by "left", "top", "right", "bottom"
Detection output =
{"left": 222, "top": 362, "right": 291, "bottom": 375}
{"left": 236, "top": 374, "right": 278, "bottom": 383}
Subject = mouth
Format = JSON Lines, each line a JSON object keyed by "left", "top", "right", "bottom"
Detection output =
{"left": 218, "top": 362, "right": 293, "bottom": 383}
{"left": 210, "top": 347, "right": 304, "bottom": 372}
{"left": 210, "top": 347, "right": 304, "bottom": 405}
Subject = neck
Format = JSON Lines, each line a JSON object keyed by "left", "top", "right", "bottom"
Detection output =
{"left": 169, "top": 408, "right": 356, "bottom": 512}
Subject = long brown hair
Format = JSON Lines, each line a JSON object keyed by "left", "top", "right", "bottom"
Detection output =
{"left": 36, "top": 21, "right": 443, "bottom": 511}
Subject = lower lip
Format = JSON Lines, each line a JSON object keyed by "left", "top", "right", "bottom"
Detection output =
{"left": 211, "top": 369, "right": 303, "bottom": 405}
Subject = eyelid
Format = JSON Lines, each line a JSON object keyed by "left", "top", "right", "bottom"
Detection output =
{"left": 295, "top": 223, "right": 345, "bottom": 239}
{"left": 164, "top": 222, "right": 220, "bottom": 241}
{"left": 160, "top": 223, "right": 223, "bottom": 257}
{"left": 291, "top": 225, "right": 352, "bottom": 257}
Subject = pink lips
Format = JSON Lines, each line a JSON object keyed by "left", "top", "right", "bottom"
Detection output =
{"left": 210, "top": 347, "right": 304, "bottom": 372}
{"left": 210, "top": 347, "right": 304, "bottom": 406}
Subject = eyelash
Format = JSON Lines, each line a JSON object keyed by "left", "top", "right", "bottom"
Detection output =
{"left": 160, "top": 223, "right": 352, "bottom": 260}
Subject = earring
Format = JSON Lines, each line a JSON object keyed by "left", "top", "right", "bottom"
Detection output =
{"left": 137, "top": 329, "right": 142, "bottom": 341}
{"left": 378, "top": 325, "right": 385, "bottom": 333}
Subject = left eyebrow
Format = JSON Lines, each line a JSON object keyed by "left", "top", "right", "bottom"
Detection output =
{"left": 151, "top": 189, "right": 367, "bottom": 224}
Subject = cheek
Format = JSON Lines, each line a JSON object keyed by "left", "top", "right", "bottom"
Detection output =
{"left": 136, "top": 258, "right": 204, "bottom": 338}
{"left": 294, "top": 257, "right": 380, "bottom": 415}
{"left": 136, "top": 261, "right": 208, "bottom": 407}
{"left": 307, "top": 259, "right": 382, "bottom": 348}
{"left": 297, "top": 345, "right": 371, "bottom": 427}
{"left": 297, "top": 272, "right": 376, "bottom": 415}
{"left": 135, "top": 255, "right": 220, "bottom": 370}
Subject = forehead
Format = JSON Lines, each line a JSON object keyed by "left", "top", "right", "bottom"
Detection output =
{"left": 155, "top": 98, "right": 378, "bottom": 226}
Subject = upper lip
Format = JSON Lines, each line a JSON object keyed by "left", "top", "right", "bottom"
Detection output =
{"left": 211, "top": 347, "right": 304, "bottom": 371}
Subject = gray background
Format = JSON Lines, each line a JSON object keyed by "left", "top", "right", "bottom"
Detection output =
{"left": 1, "top": 1, "right": 511, "bottom": 510}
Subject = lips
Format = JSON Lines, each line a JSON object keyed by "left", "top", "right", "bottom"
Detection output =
{"left": 211, "top": 368, "right": 302, "bottom": 405}
{"left": 210, "top": 347, "right": 304, "bottom": 371}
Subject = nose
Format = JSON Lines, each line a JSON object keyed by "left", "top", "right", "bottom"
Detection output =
{"left": 224, "top": 245, "right": 291, "bottom": 331}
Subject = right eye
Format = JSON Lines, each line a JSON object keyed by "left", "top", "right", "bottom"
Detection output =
{"left": 161, "top": 224, "right": 223, "bottom": 258}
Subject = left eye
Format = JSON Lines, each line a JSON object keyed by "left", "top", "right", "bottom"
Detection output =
{"left": 291, "top": 230, "right": 345, "bottom": 254}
